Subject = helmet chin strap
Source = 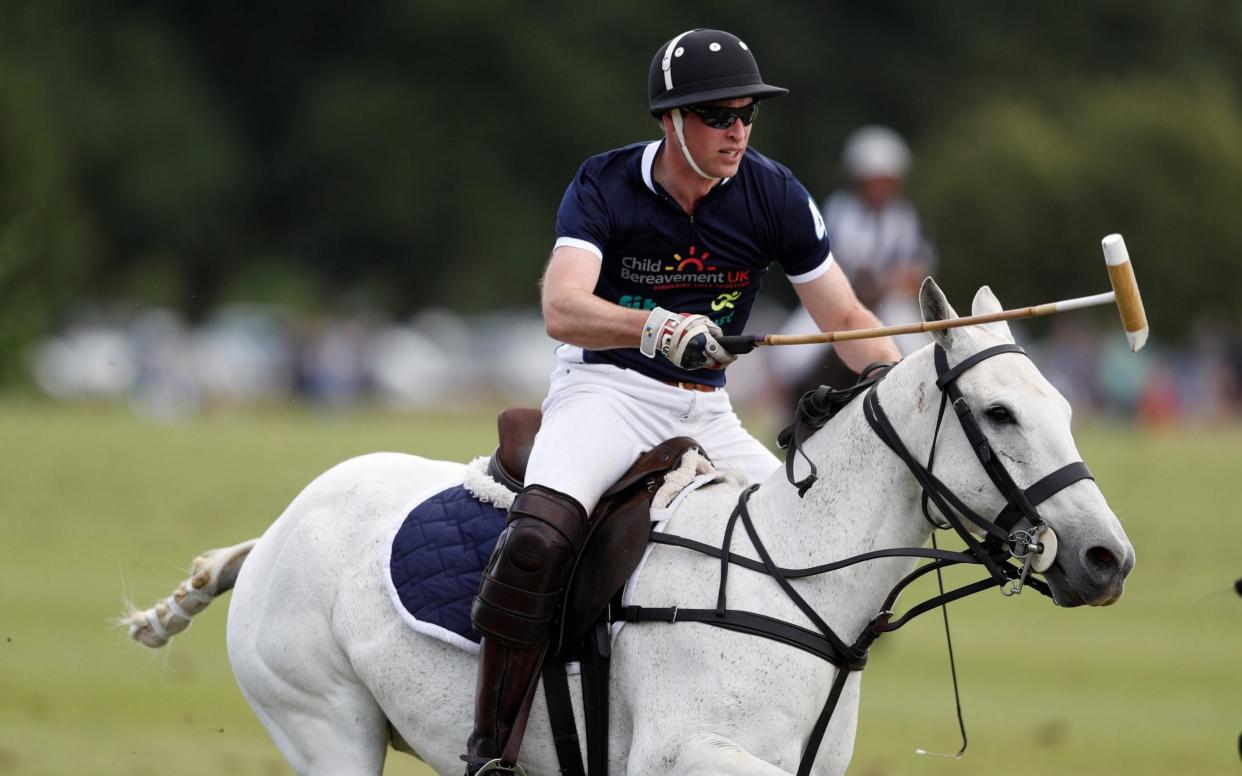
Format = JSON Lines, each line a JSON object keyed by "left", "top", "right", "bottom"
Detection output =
{"left": 670, "top": 109, "right": 716, "bottom": 181}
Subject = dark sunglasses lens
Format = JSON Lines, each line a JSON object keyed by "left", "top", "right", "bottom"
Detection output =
{"left": 692, "top": 103, "right": 758, "bottom": 129}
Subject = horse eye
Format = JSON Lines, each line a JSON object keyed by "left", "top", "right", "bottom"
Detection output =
{"left": 985, "top": 405, "right": 1016, "bottom": 425}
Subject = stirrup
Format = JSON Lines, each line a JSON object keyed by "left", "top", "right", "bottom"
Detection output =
{"left": 476, "top": 758, "right": 528, "bottom": 776}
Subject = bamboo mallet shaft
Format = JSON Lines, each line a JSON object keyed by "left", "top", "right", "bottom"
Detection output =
{"left": 715, "top": 234, "right": 1148, "bottom": 354}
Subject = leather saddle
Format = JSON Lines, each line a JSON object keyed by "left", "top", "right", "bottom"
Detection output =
{"left": 486, "top": 408, "right": 702, "bottom": 653}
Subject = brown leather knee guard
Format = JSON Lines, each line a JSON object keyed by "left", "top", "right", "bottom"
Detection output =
{"left": 471, "top": 485, "right": 588, "bottom": 647}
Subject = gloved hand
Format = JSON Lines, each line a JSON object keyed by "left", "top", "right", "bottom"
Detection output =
{"left": 639, "top": 307, "right": 738, "bottom": 371}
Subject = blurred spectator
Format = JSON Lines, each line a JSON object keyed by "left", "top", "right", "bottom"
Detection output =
{"left": 1039, "top": 316, "right": 1103, "bottom": 414}
{"left": 769, "top": 125, "right": 937, "bottom": 402}
{"left": 1097, "top": 335, "right": 1153, "bottom": 416}
{"left": 1128, "top": 316, "right": 1242, "bottom": 426}
{"left": 31, "top": 324, "right": 137, "bottom": 401}
{"left": 130, "top": 308, "right": 201, "bottom": 420}
{"left": 364, "top": 322, "right": 455, "bottom": 409}
{"left": 1137, "top": 362, "right": 1179, "bottom": 427}
{"left": 26, "top": 303, "right": 1242, "bottom": 424}
{"left": 1182, "top": 317, "right": 1240, "bottom": 420}
{"left": 299, "top": 316, "right": 370, "bottom": 407}
{"left": 193, "top": 305, "right": 297, "bottom": 404}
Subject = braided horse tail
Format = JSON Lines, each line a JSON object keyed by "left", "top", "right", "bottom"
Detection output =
{"left": 122, "top": 539, "right": 258, "bottom": 648}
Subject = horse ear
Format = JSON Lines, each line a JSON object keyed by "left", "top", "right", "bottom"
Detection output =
{"left": 970, "top": 285, "right": 1015, "bottom": 343}
{"left": 919, "top": 277, "right": 961, "bottom": 350}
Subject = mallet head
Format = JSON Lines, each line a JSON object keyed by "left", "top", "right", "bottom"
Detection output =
{"left": 1102, "top": 234, "right": 1149, "bottom": 351}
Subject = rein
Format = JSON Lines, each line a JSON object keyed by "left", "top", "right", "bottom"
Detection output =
{"left": 618, "top": 343, "right": 1095, "bottom": 776}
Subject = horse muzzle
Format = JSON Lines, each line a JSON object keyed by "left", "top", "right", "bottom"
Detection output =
{"left": 1042, "top": 534, "right": 1135, "bottom": 607}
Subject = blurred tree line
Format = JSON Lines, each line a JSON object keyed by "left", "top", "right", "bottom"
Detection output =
{"left": 2, "top": 0, "right": 1241, "bottom": 383}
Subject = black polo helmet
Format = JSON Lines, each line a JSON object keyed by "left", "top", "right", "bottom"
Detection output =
{"left": 648, "top": 29, "right": 788, "bottom": 118}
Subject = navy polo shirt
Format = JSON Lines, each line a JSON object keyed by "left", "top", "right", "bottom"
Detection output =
{"left": 554, "top": 139, "right": 833, "bottom": 386}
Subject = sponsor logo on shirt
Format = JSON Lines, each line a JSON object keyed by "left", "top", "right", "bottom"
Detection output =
{"left": 710, "top": 291, "right": 741, "bottom": 312}
{"left": 619, "top": 295, "right": 657, "bottom": 310}
{"left": 619, "top": 245, "right": 751, "bottom": 291}
{"left": 710, "top": 291, "right": 743, "bottom": 325}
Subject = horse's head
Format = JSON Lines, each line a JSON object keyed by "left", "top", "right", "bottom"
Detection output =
{"left": 916, "top": 279, "right": 1135, "bottom": 606}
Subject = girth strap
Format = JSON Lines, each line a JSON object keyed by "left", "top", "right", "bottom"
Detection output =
{"left": 580, "top": 621, "right": 611, "bottom": 776}
{"left": 542, "top": 621, "right": 611, "bottom": 776}
{"left": 541, "top": 658, "right": 585, "bottom": 776}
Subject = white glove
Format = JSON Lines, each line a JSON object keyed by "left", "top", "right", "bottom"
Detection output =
{"left": 639, "top": 307, "right": 738, "bottom": 371}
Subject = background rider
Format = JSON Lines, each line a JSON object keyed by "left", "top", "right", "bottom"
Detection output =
{"left": 771, "top": 125, "right": 936, "bottom": 401}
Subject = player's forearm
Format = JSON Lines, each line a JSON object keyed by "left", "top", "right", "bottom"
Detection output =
{"left": 542, "top": 287, "right": 648, "bottom": 350}
{"left": 834, "top": 305, "right": 902, "bottom": 371}
{"left": 795, "top": 267, "right": 903, "bottom": 370}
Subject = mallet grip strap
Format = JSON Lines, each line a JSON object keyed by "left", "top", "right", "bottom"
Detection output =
{"left": 716, "top": 334, "right": 761, "bottom": 354}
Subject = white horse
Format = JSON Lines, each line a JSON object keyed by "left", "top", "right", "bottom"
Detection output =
{"left": 125, "top": 281, "right": 1134, "bottom": 776}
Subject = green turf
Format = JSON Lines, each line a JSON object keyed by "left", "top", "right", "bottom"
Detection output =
{"left": 1, "top": 400, "right": 1239, "bottom": 775}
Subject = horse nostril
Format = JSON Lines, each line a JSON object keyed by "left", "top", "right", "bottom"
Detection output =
{"left": 1084, "top": 546, "right": 1118, "bottom": 576}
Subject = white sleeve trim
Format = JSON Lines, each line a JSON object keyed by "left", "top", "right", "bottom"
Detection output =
{"left": 641, "top": 141, "right": 662, "bottom": 193}
{"left": 786, "top": 252, "right": 835, "bottom": 284}
{"left": 553, "top": 236, "right": 603, "bottom": 260}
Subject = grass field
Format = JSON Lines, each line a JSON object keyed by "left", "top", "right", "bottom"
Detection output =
{"left": 1, "top": 399, "right": 1240, "bottom": 775}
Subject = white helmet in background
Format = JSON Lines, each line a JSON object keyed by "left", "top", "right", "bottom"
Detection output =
{"left": 842, "top": 125, "right": 911, "bottom": 180}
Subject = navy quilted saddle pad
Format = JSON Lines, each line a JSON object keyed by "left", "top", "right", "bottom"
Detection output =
{"left": 389, "top": 484, "right": 507, "bottom": 645}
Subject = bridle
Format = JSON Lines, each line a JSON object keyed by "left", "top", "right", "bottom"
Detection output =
{"left": 621, "top": 342, "right": 1095, "bottom": 776}
{"left": 866, "top": 343, "right": 1094, "bottom": 594}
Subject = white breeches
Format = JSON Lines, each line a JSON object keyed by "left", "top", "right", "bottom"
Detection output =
{"left": 524, "top": 347, "right": 780, "bottom": 512}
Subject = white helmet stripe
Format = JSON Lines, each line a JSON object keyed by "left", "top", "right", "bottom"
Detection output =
{"left": 661, "top": 29, "right": 696, "bottom": 92}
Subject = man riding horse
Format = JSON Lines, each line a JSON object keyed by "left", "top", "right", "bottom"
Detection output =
{"left": 464, "top": 28, "right": 902, "bottom": 775}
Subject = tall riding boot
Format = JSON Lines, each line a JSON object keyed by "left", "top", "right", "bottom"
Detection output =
{"left": 463, "top": 638, "right": 546, "bottom": 773}
{"left": 463, "top": 485, "right": 589, "bottom": 775}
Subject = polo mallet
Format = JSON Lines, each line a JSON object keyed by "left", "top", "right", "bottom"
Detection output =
{"left": 716, "top": 234, "right": 1149, "bottom": 355}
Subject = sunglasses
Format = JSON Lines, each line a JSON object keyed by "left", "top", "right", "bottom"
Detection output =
{"left": 682, "top": 102, "right": 760, "bottom": 129}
